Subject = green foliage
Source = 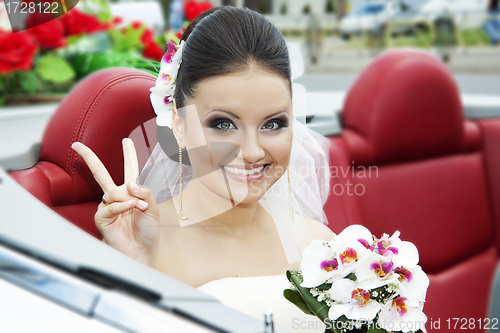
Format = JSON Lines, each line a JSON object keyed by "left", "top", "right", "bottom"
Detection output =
{"left": 2, "top": 5, "right": 165, "bottom": 106}
{"left": 70, "top": 51, "right": 160, "bottom": 79}
{"left": 460, "top": 28, "right": 490, "bottom": 46}
{"left": 80, "top": 0, "right": 113, "bottom": 23}
{"left": 1, "top": 67, "right": 72, "bottom": 104}
{"left": 389, "top": 26, "right": 490, "bottom": 49}
{"left": 108, "top": 25, "right": 146, "bottom": 52}
{"left": 0, "top": 75, "right": 7, "bottom": 105}
{"left": 96, "top": 0, "right": 113, "bottom": 23}
{"left": 284, "top": 270, "right": 403, "bottom": 333}
{"left": 283, "top": 288, "right": 314, "bottom": 315}
{"left": 36, "top": 55, "right": 76, "bottom": 84}
{"left": 60, "top": 32, "right": 112, "bottom": 57}
{"left": 17, "top": 71, "right": 40, "bottom": 93}
{"left": 285, "top": 269, "right": 341, "bottom": 333}
{"left": 366, "top": 328, "right": 390, "bottom": 333}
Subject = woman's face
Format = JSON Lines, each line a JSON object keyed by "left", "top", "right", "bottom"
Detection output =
{"left": 172, "top": 67, "right": 293, "bottom": 205}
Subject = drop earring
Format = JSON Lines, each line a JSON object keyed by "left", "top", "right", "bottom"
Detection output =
{"left": 287, "top": 166, "right": 294, "bottom": 223}
{"left": 177, "top": 144, "right": 187, "bottom": 220}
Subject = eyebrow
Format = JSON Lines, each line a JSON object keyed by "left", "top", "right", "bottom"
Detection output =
{"left": 206, "top": 109, "right": 289, "bottom": 120}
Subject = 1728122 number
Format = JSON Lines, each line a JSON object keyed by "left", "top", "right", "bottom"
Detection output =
{"left": 5, "top": 1, "right": 59, "bottom": 14}
{"left": 446, "top": 318, "right": 498, "bottom": 330}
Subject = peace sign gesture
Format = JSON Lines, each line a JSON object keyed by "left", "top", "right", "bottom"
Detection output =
{"left": 72, "top": 138, "right": 159, "bottom": 266}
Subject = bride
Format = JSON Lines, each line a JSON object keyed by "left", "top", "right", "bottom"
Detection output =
{"left": 72, "top": 6, "right": 333, "bottom": 332}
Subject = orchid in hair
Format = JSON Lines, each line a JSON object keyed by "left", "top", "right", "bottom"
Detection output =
{"left": 150, "top": 40, "right": 185, "bottom": 128}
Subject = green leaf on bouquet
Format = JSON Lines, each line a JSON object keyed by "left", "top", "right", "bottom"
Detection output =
{"left": 17, "top": 71, "right": 40, "bottom": 93}
{"left": 366, "top": 328, "right": 389, "bottom": 333}
{"left": 285, "top": 269, "right": 341, "bottom": 333}
{"left": 36, "top": 55, "right": 75, "bottom": 84}
{"left": 344, "top": 273, "right": 357, "bottom": 281}
{"left": 283, "top": 289, "right": 314, "bottom": 315}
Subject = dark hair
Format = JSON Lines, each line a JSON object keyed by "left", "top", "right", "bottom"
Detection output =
{"left": 174, "top": 6, "right": 292, "bottom": 109}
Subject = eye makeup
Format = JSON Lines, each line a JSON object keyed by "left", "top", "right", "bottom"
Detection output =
{"left": 210, "top": 118, "right": 236, "bottom": 131}
{"left": 263, "top": 116, "right": 289, "bottom": 130}
{"left": 204, "top": 110, "right": 290, "bottom": 132}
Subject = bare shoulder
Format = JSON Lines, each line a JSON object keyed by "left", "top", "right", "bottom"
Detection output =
{"left": 303, "top": 216, "right": 335, "bottom": 241}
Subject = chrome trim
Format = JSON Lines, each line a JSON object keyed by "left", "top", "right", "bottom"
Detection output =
{"left": 0, "top": 244, "right": 101, "bottom": 316}
{"left": 94, "top": 291, "right": 218, "bottom": 333}
{"left": 0, "top": 244, "right": 219, "bottom": 332}
{"left": 264, "top": 309, "right": 275, "bottom": 333}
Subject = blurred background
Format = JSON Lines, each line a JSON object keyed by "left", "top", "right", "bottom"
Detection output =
{"left": 1, "top": 3, "right": 499, "bottom": 330}
{"left": 0, "top": 0, "right": 499, "bottom": 168}
{"left": 1, "top": 0, "right": 499, "bottom": 105}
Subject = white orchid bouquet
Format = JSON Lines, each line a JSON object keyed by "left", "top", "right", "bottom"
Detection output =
{"left": 285, "top": 225, "right": 429, "bottom": 333}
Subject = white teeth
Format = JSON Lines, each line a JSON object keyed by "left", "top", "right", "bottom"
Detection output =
{"left": 224, "top": 165, "right": 266, "bottom": 176}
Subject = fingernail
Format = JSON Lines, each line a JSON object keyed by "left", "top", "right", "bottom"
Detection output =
{"left": 137, "top": 200, "right": 148, "bottom": 210}
{"left": 130, "top": 181, "right": 139, "bottom": 192}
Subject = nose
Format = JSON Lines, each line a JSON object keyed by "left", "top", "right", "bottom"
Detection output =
{"left": 236, "top": 131, "right": 266, "bottom": 163}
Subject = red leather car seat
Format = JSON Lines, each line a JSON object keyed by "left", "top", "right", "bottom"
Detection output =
{"left": 10, "top": 68, "right": 157, "bottom": 238}
{"left": 325, "top": 49, "right": 498, "bottom": 331}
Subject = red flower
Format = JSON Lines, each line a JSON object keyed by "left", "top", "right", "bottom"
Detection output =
{"left": 25, "top": 13, "right": 66, "bottom": 50}
{"left": 126, "top": 21, "right": 164, "bottom": 61}
{"left": 24, "top": 10, "right": 54, "bottom": 27}
{"left": 60, "top": 8, "right": 106, "bottom": 36}
{"left": 197, "top": 2, "right": 214, "bottom": 14}
{"left": 184, "top": 0, "right": 213, "bottom": 22}
{"left": 131, "top": 21, "right": 142, "bottom": 30}
{"left": 141, "top": 28, "right": 155, "bottom": 44}
{"left": 128, "top": 21, "right": 155, "bottom": 44}
{"left": 142, "top": 41, "right": 164, "bottom": 62}
{"left": 101, "top": 16, "right": 123, "bottom": 30}
{"left": 0, "top": 31, "right": 38, "bottom": 74}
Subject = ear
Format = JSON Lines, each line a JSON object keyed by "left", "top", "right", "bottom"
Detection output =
{"left": 172, "top": 106, "right": 185, "bottom": 148}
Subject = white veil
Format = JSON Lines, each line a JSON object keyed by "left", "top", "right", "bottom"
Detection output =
{"left": 140, "top": 42, "right": 330, "bottom": 264}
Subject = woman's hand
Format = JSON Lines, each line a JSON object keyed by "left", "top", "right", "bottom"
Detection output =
{"left": 72, "top": 138, "right": 160, "bottom": 266}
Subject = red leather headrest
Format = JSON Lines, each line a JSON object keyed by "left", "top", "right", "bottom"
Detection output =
{"left": 342, "top": 49, "right": 464, "bottom": 165}
{"left": 39, "top": 68, "right": 156, "bottom": 205}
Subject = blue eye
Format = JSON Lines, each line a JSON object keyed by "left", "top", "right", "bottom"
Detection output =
{"left": 214, "top": 119, "right": 236, "bottom": 131}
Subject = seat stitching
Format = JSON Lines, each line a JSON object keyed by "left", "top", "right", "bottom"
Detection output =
{"left": 65, "top": 73, "right": 151, "bottom": 171}
{"left": 69, "top": 73, "right": 155, "bottom": 203}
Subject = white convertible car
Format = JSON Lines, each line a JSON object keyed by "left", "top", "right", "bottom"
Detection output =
{"left": 1, "top": 48, "right": 500, "bottom": 333}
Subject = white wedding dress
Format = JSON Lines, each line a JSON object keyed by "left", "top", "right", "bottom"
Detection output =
{"left": 197, "top": 274, "right": 325, "bottom": 333}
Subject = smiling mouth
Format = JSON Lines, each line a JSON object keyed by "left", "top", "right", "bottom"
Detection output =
{"left": 221, "top": 164, "right": 271, "bottom": 182}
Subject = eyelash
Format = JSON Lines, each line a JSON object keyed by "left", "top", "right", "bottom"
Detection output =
{"left": 211, "top": 118, "right": 287, "bottom": 132}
